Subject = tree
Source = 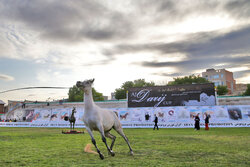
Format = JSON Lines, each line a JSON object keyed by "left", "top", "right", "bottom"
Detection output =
{"left": 168, "top": 75, "right": 210, "bottom": 85}
{"left": 216, "top": 85, "right": 228, "bottom": 95}
{"left": 114, "top": 79, "right": 155, "bottom": 100}
{"left": 114, "top": 88, "right": 127, "bottom": 100}
{"left": 92, "top": 88, "right": 105, "bottom": 101}
{"left": 68, "top": 85, "right": 83, "bottom": 102}
{"left": 68, "top": 85, "right": 104, "bottom": 102}
{"left": 243, "top": 84, "right": 250, "bottom": 96}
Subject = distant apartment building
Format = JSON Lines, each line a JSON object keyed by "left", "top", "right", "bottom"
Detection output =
{"left": 202, "top": 68, "right": 236, "bottom": 94}
{"left": 234, "top": 83, "right": 248, "bottom": 95}
{"left": 0, "top": 100, "right": 5, "bottom": 113}
{"left": 111, "top": 92, "right": 116, "bottom": 100}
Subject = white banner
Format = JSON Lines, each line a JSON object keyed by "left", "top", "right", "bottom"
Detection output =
{"left": 1, "top": 105, "right": 250, "bottom": 128}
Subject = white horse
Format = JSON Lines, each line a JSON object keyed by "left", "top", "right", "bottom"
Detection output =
{"left": 76, "top": 79, "right": 133, "bottom": 159}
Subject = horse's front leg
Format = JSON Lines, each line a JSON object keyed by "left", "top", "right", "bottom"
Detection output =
{"left": 85, "top": 127, "right": 104, "bottom": 160}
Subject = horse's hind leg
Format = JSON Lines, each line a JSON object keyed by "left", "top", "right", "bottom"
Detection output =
{"left": 115, "top": 128, "right": 133, "bottom": 155}
{"left": 85, "top": 127, "right": 104, "bottom": 160}
{"left": 99, "top": 129, "right": 115, "bottom": 157}
{"left": 105, "top": 132, "right": 116, "bottom": 150}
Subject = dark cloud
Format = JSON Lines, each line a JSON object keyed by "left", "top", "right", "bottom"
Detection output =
{"left": 188, "top": 26, "right": 250, "bottom": 57}
{"left": 152, "top": 72, "right": 188, "bottom": 78}
{"left": 141, "top": 55, "right": 250, "bottom": 71}
{"left": 101, "top": 25, "right": 250, "bottom": 78}
{"left": 234, "top": 69, "right": 250, "bottom": 79}
{"left": 0, "top": 0, "right": 134, "bottom": 42}
{"left": 102, "top": 25, "right": 250, "bottom": 73}
{"left": 224, "top": 0, "right": 250, "bottom": 19}
{"left": 2, "top": 0, "right": 249, "bottom": 44}
{"left": 104, "top": 26, "right": 250, "bottom": 57}
{"left": 133, "top": 0, "right": 221, "bottom": 25}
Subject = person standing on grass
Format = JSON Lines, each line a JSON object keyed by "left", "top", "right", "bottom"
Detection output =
{"left": 145, "top": 112, "right": 150, "bottom": 121}
{"left": 204, "top": 113, "right": 210, "bottom": 130}
{"left": 194, "top": 113, "right": 200, "bottom": 130}
{"left": 153, "top": 114, "right": 159, "bottom": 130}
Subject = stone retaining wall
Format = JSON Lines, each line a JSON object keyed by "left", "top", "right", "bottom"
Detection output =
{"left": 218, "top": 96, "right": 250, "bottom": 105}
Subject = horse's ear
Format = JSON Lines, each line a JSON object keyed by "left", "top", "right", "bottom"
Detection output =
{"left": 90, "top": 78, "right": 95, "bottom": 83}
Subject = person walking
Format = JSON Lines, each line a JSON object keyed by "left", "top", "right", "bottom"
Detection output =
{"left": 194, "top": 113, "right": 200, "bottom": 130}
{"left": 204, "top": 113, "right": 210, "bottom": 130}
{"left": 153, "top": 114, "right": 159, "bottom": 130}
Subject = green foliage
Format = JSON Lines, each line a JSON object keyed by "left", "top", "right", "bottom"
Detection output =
{"left": 114, "top": 79, "right": 155, "bottom": 100}
{"left": 243, "top": 84, "right": 250, "bottom": 96}
{"left": 114, "top": 88, "right": 127, "bottom": 100}
{"left": 0, "top": 128, "right": 249, "bottom": 166}
{"left": 68, "top": 85, "right": 83, "bottom": 102}
{"left": 92, "top": 88, "right": 105, "bottom": 101}
{"left": 168, "top": 75, "right": 210, "bottom": 85}
{"left": 216, "top": 85, "right": 229, "bottom": 95}
{"left": 68, "top": 85, "right": 104, "bottom": 102}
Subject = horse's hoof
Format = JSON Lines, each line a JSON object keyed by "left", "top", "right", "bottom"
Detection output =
{"left": 99, "top": 153, "right": 104, "bottom": 160}
{"left": 130, "top": 151, "right": 134, "bottom": 156}
{"left": 110, "top": 151, "right": 115, "bottom": 157}
{"left": 108, "top": 150, "right": 115, "bottom": 156}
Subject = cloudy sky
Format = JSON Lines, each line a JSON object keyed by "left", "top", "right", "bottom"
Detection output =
{"left": 0, "top": 0, "right": 250, "bottom": 103}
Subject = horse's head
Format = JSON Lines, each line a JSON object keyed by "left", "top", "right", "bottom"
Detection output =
{"left": 76, "top": 79, "right": 95, "bottom": 89}
{"left": 72, "top": 107, "right": 77, "bottom": 113}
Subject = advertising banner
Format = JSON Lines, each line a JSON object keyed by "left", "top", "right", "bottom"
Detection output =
{"left": 128, "top": 83, "right": 216, "bottom": 107}
{"left": 1, "top": 105, "right": 249, "bottom": 128}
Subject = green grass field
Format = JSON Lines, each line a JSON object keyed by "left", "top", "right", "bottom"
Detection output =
{"left": 0, "top": 127, "right": 249, "bottom": 167}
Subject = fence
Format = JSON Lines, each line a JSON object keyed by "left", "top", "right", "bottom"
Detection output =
{"left": 1, "top": 105, "right": 249, "bottom": 128}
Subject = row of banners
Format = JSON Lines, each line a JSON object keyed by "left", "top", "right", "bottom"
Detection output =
{"left": 1, "top": 105, "right": 250, "bottom": 128}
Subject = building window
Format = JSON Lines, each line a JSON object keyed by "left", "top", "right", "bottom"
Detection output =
{"left": 221, "top": 74, "right": 224, "bottom": 78}
{"left": 214, "top": 82, "right": 220, "bottom": 86}
{"left": 213, "top": 75, "right": 219, "bottom": 79}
